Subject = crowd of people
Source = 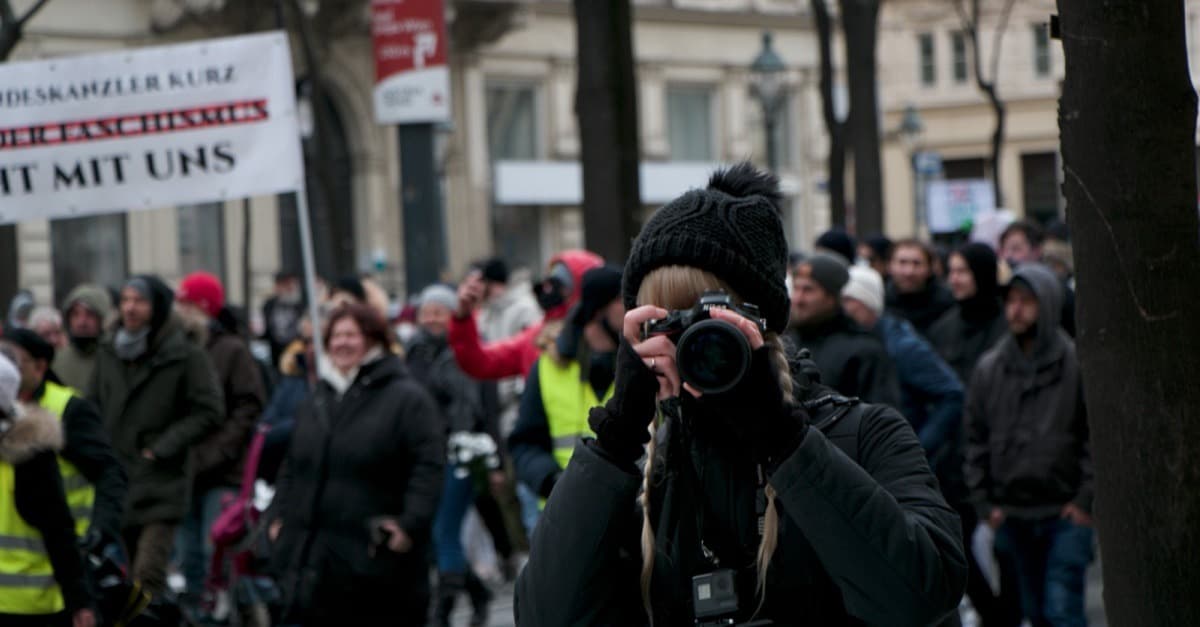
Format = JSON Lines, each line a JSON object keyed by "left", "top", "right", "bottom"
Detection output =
{"left": 0, "top": 161, "right": 1093, "bottom": 627}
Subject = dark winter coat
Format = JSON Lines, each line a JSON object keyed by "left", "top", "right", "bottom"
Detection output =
{"left": 35, "top": 382, "right": 128, "bottom": 540}
{"left": 261, "top": 295, "right": 305, "bottom": 369}
{"left": 886, "top": 279, "right": 956, "bottom": 338}
{"left": 928, "top": 306, "right": 1008, "bottom": 386}
{"left": 192, "top": 322, "right": 267, "bottom": 490}
{"left": 88, "top": 317, "right": 224, "bottom": 526}
{"left": 965, "top": 264, "right": 1093, "bottom": 520}
{"left": 405, "top": 331, "right": 486, "bottom": 435}
{"left": 874, "top": 315, "right": 965, "bottom": 501}
{"left": 1, "top": 405, "right": 91, "bottom": 616}
{"left": 786, "top": 312, "right": 902, "bottom": 407}
{"left": 269, "top": 354, "right": 444, "bottom": 623}
{"left": 515, "top": 381, "right": 966, "bottom": 626}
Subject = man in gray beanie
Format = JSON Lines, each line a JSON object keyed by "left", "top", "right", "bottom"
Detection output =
{"left": 786, "top": 253, "right": 900, "bottom": 406}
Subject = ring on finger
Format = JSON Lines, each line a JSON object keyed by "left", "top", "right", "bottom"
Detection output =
{"left": 649, "top": 358, "right": 656, "bottom": 370}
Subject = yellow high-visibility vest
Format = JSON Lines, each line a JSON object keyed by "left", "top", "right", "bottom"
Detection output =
{"left": 39, "top": 382, "right": 95, "bottom": 537}
{"left": 0, "top": 382, "right": 97, "bottom": 615}
{"left": 537, "top": 354, "right": 613, "bottom": 471}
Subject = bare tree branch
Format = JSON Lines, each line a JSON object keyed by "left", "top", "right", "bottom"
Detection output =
{"left": 989, "top": 0, "right": 1017, "bottom": 86}
{"left": 16, "top": 0, "right": 51, "bottom": 27}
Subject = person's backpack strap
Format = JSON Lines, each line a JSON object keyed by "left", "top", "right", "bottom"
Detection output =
{"left": 805, "top": 393, "right": 863, "bottom": 463}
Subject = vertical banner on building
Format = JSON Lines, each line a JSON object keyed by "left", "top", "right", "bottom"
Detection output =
{"left": 371, "top": 0, "right": 451, "bottom": 125}
{"left": 0, "top": 32, "right": 304, "bottom": 224}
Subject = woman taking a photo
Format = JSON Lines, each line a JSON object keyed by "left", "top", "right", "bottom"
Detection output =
{"left": 516, "top": 163, "right": 966, "bottom": 626}
{"left": 269, "top": 304, "right": 444, "bottom": 626}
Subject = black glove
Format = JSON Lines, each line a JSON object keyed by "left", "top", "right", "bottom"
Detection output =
{"left": 588, "top": 339, "right": 659, "bottom": 465}
{"left": 78, "top": 527, "right": 117, "bottom": 555}
{"left": 682, "top": 346, "right": 809, "bottom": 469}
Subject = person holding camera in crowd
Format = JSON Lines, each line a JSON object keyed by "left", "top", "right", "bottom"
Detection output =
{"left": 515, "top": 163, "right": 966, "bottom": 626}
{"left": 267, "top": 304, "right": 444, "bottom": 625}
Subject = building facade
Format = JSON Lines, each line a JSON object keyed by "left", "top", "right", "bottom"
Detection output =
{"left": 3, "top": 0, "right": 829, "bottom": 314}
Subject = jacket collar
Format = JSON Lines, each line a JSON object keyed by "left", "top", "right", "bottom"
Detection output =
{"left": 0, "top": 404, "right": 63, "bottom": 464}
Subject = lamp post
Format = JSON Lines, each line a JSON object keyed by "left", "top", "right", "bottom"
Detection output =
{"left": 897, "top": 103, "right": 925, "bottom": 235}
{"left": 749, "top": 31, "right": 787, "bottom": 173}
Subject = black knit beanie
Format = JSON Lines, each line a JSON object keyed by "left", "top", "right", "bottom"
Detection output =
{"left": 622, "top": 162, "right": 790, "bottom": 333}
{"left": 815, "top": 228, "right": 857, "bottom": 265}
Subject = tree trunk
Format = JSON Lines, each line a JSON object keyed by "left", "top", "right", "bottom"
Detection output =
{"left": 984, "top": 86, "right": 1005, "bottom": 208}
{"left": 573, "top": 0, "right": 641, "bottom": 263}
{"left": 812, "top": 0, "right": 846, "bottom": 227}
{"left": 841, "top": 0, "right": 883, "bottom": 235}
{"left": 1057, "top": 2, "right": 1200, "bottom": 625}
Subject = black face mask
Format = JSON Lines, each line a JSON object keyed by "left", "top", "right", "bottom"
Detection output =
{"left": 69, "top": 335, "right": 99, "bottom": 352}
{"left": 534, "top": 278, "right": 567, "bottom": 313}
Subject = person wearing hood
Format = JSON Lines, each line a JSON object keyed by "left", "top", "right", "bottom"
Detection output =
{"left": 516, "top": 163, "right": 965, "bottom": 626}
{"left": 929, "top": 243, "right": 1025, "bottom": 627}
{"left": 886, "top": 239, "right": 957, "bottom": 337}
{"left": 0, "top": 329, "right": 127, "bottom": 564}
{"left": 965, "top": 263, "right": 1093, "bottom": 627}
{"left": 173, "top": 272, "right": 267, "bottom": 609}
{"left": 406, "top": 284, "right": 497, "bottom": 627}
{"left": 999, "top": 221, "right": 1076, "bottom": 338}
{"left": 86, "top": 275, "right": 224, "bottom": 597}
{"left": 53, "top": 285, "right": 114, "bottom": 393}
{"left": 0, "top": 352, "right": 97, "bottom": 627}
{"left": 449, "top": 250, "right": 604, "bottom": 382}
{"left": 786, "top": 253, "right": 902, "bottom": 406}
{"left": 267, "top": 303, "right": 443, "bottom": 625}
{"left": 929, "top": 243, "right": 1009, "bottom": 385}
{"left": 507, "top": 264, "right": 623, "bottom": 508}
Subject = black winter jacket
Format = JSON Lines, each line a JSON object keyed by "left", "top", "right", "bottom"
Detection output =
{"left": 53, "top": 389, "right": 128, "bottom": 540}
{"left": 786, "top": 313, "right": 901, "bottom": 407}
{"left": 516, "top": 382, "right": 966, "bottom": 626}
{"left": 88, "top": 317, "right": 224, "bottom": 526}
{"left": 886, "top": 279, "right": 956, "bottom": 338}
{"left": 269, "top": 354, "right": 444, "bottom": 622}
{"left": 928, "top": 304, "right": 1008, "bottom": 386}
{"left": 406, "top": 332, "right": 488, "bottom": 435}
{"left": 964, "top": 264, "right": 1093, "bottom": 520}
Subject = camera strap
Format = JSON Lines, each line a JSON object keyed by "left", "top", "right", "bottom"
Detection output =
{"left": 687, "top": 446, "right": 767, "bottom": 571}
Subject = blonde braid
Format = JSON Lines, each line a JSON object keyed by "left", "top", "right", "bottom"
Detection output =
{"left": 639, "top": 417, "right": 660, "bottom": 624}
{"left": 753, "top": 333, "right": 792, "bottom": 616}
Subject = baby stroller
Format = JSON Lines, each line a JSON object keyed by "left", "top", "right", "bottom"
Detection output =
{"left": 202, "top": 424, "right": 280, "bottom": 627}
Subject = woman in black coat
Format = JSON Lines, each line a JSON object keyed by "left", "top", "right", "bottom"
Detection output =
{"left": 515, "top": 163, "right": 966, "bottom": 626}
{"left": 268, "top": 304, "right": 444, "bottom": 626}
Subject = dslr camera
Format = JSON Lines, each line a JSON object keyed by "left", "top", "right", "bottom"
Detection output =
{"left": 643, "top": 290, "right": 768, "bottom": 395}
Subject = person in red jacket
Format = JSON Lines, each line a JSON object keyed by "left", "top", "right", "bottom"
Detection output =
{"left": 448, "top": 250, "right": 602, "bottom": 381}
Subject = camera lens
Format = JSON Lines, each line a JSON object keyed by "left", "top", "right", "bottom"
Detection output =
{"left": 676, "top": 319, "right": 751, "bottom": 395}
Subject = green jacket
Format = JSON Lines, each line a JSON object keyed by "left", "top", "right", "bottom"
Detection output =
{"left": 53, "top": 284, "right": 114, "bottom": 392}
{"left": 87, "top": 316, "right": 224, "bottom": 526}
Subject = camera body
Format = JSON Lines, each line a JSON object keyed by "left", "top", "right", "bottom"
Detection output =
{"left": 644, "top": 290, "right": 768, "bottom": 395}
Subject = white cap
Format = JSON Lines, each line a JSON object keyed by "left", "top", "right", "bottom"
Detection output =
{"left": 842, "top": 266, "right": 885, "bottom": 317}
{"left": 0, "top": 352, "right": 20, "bottom": 418}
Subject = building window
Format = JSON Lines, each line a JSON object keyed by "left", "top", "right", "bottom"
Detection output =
{"left": 919, "top": 33, "right": 936, "bottom": 86}
{"left": 177, "top": 203, "right": 226, "bottom": 282}
{"left": 666, "top": 85, "right": 715, "bottom": 161}
{"left": 1033, "top": 24, "right": 1052, "bottom": 77}
{"left": 486, "top": 82, "right": 542, "bottom": 274}
{"left": 952, "top": 31, "right": 969, "bottom": 83}
{"left": 942, "top": 157, "right": 987, "bottom": 181}
{"left": 50, "top": 215, "right": 128, "bottom": 306}
{"left": 1021, "top": 152, "right": 1060, "bottom": 223}
{"left": 486, "top": 82, "right": 539, "bottom": 161}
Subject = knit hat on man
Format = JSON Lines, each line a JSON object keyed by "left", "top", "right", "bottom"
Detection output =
{"left": 815, "top": 228, "right": 857, "bottom": 265}
{"left": 622, "top": 162, "right": 791, "bottom": 333}
{"left": 842, "top": 266, "right": 885, "bottom": 316}
{"left": 416, "top": 284, "right": 459, "bottom": 312}
{"left": 795, "top": 253, "right": 851, "bottom": 298}
{"left": 2, "top": 328, "right": 55, "bottom": 363}
{"left": 177, "top": 272, "right": 226, "bottom": 319}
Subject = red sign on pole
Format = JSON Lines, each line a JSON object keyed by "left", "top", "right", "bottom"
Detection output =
{"left": 371, "top": 0, "right": 450, "bottom": 125}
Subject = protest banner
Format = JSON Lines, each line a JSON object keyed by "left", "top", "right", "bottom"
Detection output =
{"left": 0, "top": 31, "right": 304, "bottom": 224}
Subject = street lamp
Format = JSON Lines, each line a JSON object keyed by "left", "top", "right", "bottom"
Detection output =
{"left": 749, "top": 31, "right": 787, "bottom": 173}
{"left": 896, "top": 104, "right": 926, "bottom": 234}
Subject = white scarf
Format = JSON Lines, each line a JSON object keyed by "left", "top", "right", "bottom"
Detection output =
{"left": 321, "top": 347, "right": 385, "bottom": 397}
